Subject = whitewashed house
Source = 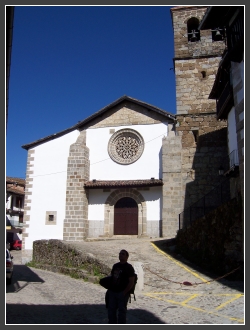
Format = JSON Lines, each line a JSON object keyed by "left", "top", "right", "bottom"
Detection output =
{"left": 6, "top": 176, "right": 25, "bottom": 243}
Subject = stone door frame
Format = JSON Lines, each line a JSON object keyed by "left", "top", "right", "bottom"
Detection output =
{"left": 104, "top": 188, "right": 147, "bottom": 237}
{"left": 114, "top": 197, "right": 138, "bottom": 235}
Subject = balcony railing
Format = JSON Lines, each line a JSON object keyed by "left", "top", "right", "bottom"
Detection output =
{"left": 8, "top": 219, "right": 23, "bottom": 228}
{"left": 220, "top": 149, "right": 239, "bottom": 175}
{"left": 13, "top": 206, "right": 24, "bottom": 212}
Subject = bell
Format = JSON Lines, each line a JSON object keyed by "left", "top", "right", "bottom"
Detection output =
{"left": 214, "top": 30, "right": 223, "bottom": 41}
{"left": 190, "top": 32, "right": 197, "bottom": 42}
{"left": 218, "top": 165, "right": 224, "bottom": 176}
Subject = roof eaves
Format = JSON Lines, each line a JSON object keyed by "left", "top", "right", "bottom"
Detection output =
{"left": 198, "top": 6, "right": 212, "bottom": 30}
{"left": 198, "top": 6, "right": 240, "bottom": 30}
{"left": 21, "top": 124, "right": 79, "bottom": 150}
{"left": 84, "top": 179, "right": 163, "bottom": 189}
{"left": 7, "top": 188, "right": 25, "bottom": 195}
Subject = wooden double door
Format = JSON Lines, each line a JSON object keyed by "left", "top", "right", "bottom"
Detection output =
{"left": 114, "top": 197, "right": 138, "bottom": 235}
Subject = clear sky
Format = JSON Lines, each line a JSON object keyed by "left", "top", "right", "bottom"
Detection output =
{"left": 6, "top": 5, "right": 177, "bottom": 180}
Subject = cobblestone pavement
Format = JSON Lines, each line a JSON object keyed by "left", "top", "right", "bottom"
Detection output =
{"left": 6, "top": 238, "right": 244, "bottom": 324}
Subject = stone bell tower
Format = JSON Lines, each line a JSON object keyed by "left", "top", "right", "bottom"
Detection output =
{"left": 161, "top": 6, "right": 228, "bottom": 238}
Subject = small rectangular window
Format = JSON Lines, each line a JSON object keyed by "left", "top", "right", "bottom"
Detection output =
{"left": 48, "top": 215, "right": 54, "bottom": 221}
{"left": 45, "top": 211, "right": 57, "bottom": 225}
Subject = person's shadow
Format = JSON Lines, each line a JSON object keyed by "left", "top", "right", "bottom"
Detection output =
{"left": 6, "top": 303, "right": 166, "bottom": 324}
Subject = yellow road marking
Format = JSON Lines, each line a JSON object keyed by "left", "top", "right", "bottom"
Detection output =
{"left": 215, "top": 293, "right": 243, "bottom": 310}
{"left": 181, "top": 293, "right": 199, "bottom": 305}
{"left": 144, "top": 292, "right": 244, "bottom": 323}
{"left": 151, "top": 242, "right": 209, "bottom": 283}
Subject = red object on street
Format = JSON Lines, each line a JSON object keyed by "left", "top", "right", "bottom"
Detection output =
{"left": 10, "top": 240, "right": 22, "bottom": 250}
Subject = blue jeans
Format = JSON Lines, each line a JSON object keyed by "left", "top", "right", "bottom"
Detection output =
{"left": 107, "top": 290, "right": 130, "bottom": 324}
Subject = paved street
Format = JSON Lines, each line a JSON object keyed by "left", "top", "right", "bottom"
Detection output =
{"left": 6, "top": 239, "right": 244, "bottom": 324}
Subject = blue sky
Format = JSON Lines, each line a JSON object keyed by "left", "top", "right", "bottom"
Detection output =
{"left": 6, "top": 5, "right": 177, "bottom": 179}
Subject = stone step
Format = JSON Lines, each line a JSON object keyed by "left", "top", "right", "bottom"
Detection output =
{"left": 85, "top": 235, "right": 139, "bottom": 242}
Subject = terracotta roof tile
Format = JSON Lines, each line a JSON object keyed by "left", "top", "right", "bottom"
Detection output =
{"left": 84, "top": 179, "right": 163, "bottom": 189}
{"left": 6, "top": 176, "right": 26, "bottom": 185}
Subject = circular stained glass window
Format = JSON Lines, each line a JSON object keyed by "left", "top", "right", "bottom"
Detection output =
{"left": 108, "top": 128, "right": 144, "bottom": 165}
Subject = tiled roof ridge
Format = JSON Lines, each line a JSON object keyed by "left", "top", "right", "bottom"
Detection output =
{"left": 6, "top": 176, "right": 26, "bottom": 185}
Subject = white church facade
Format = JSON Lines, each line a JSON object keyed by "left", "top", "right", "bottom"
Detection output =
{"left": 22, "top": 96, "right": 177, "bottom": 258}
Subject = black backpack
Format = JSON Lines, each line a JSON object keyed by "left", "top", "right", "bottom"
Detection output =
{"left": 100, "top": 271, "right": 138, "bottom": 307}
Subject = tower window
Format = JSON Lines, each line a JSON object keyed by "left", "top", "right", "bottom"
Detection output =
{"left": 192, "top": 130, "right": 199, "bottom": 143}
{"left": 187, "top": 17, "right": 200, "bottom": 42}
{"left": 201, "top": 71, "right": 206, "bottom": 79}
{"left": 211, "top": 28, "right": 225, "bottom": 42}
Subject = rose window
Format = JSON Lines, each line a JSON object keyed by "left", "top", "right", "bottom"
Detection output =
{"left": 108, "top": 129, "right": 144, "bottom": 165}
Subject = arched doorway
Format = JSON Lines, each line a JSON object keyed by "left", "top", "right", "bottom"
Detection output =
{"left": 114, "top": 197, "right": 138, "bottom": 235}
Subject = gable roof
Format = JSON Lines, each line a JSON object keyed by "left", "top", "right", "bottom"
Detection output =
{"left": 22, "top": 95, "right": 175, "bottom": 150}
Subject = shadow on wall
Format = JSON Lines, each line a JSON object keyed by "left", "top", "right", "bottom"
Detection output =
{"left": 177, "top": 127, "right": 243, "bottom": 281}
{"left": 184, "top": 127, "right": 228, "bottom": 211}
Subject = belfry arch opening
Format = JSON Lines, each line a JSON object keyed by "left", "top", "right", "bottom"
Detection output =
{"left": 187, "top": 17, "right": 200, "bottom": 42}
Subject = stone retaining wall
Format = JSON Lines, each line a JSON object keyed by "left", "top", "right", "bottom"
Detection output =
{"left": 175, "top": 196, "right": 243, "bottom": 280}
{"left": 32, "top": 239, "right": 111, "bottom": 283}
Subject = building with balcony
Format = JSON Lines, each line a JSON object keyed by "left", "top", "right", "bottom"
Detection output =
{"left": 198, "top": 6, "right": 244, "bottom": 263}
{"left": 6, "top": 176, "right": 25, "bottom": 243}
{"left": 199, "top": 6, "right": 244, "bottom": 196}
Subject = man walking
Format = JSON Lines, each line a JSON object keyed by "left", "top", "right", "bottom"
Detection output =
{"left": 107, "top": 249, "right": 135, "bottom": 324}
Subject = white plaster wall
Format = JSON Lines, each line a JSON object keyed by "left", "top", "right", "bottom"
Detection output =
{"left": 227, "top": 107, "right": 238, "bottom": 155}
{"left": 86, "top": 123, "right": 168, "bottom": 181}
{"left": 6, "top": 197, "right": 11, "bottom": 210}
{"left": 140, "top": 187, "right": 162, "bottom": 221}
{"left": 88, "top": 187, "right": 161, "bottom": 222}
{"left": 25, "top": 130, "right": 79, "bottom": 249}
{"left": 88, "top": 190, "right": 110, "bottom": 220}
